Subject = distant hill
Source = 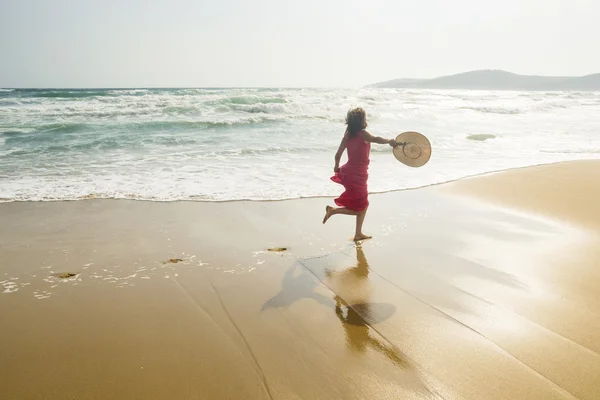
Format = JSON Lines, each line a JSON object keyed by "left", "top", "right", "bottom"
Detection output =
{"left": 368, "top": 70, "right": 600, "bottom": 91}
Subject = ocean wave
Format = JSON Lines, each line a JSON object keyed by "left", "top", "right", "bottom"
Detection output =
{"left": 11, "top": 89, "right": 113, "bottom": 98}
{"left": 161, "top": 105, "right": 199, "bottom": 115}
{"left": 4, "top": 118, "right": 275, "bottom": 137}
{"left": 0, "top": 100, "right": 23, "bottom": 106}
{"left": 31, "top": 108, "right": 163, "bottom": 119}
{"left": 135, "top": 117, "right": 282, "bottom": 130}
{"left": 203, "top": 146, "right": 331, "bottom": 157}
{"left": 39, "top": 123, "right": 90, "bottom": 134}
{"left": 0, "top": 192, "right": 225, "bottom": 203}
{"left": 0, "top": 128, "right": 36, "bottom": 136}
{"left": 1, "top": 159, "right": 595, "bottom": 204}
{"left": 230, "top": 103, "right": 292, "bottom": 114}
{"left": 1, "top": 124, "right": 94, "bottom": 146}
{"left": 107, "top": 89, "right": 151, "bottom": 96}
{"left": 540, "top": 149, "right": 600, "bottom": 154}
{"left": 200, "top": 96, "right": 294, "bottom": 113}
{"left": 228, "top": 96, "right": 288, "bottom": 105}
{"left": 0, "top": 90, "right": 337, "bottom": 125}
{"left": 466, "top": 134, "right": 497, "bottom": 141}
{"left": 5, "top": 138, "right": 126, "bottom": 156}
{"left": 5, "top": 141, "right": 331, "bottom": 158}
{"left": 0, "top": 123, "right": 92, "bottom": 139}
{"left": 2, "top": 107, "right": 333, "bottom": 127}
{"left": 533, "top": 103, "right": 568, "bottom": 111}
{"left": 0, "top": 115, "right": 333, "bottom": 144}
{"left": 461, "top": 106, "right": 521, "bottom": 114}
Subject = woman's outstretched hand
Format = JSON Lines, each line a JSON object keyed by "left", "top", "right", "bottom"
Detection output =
{"left": 389, "top": 139, "right": 399, "bottom": 148}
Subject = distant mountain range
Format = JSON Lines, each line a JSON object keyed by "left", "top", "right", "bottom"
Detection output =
{"left": 368, "top": 70, "right": 600, "bottom": 91}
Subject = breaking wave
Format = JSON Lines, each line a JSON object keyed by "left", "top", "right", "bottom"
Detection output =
{"left": 1, "top": 87, "right": 600, "bottom": 202}
{"left": 461, "top": 106, "right": 521, "bottom": 114}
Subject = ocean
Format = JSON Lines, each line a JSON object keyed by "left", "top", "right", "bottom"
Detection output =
{"left": 1, "top": 87, "right": 599, "bottom": 202}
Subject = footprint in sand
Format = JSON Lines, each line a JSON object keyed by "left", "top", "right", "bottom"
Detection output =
{"left": 267, "top": 247, "right": 288, "bottom": 252}
{"left": 54, "top": 272, "right": 78, "bottom": 279}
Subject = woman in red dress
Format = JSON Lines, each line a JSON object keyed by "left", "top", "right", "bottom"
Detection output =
{"left": 323, "top": 108, "right": 398, "bottom": 241}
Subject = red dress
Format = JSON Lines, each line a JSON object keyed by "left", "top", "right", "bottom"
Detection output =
{"left": 330, "top": 131, "right": 370, "bottom": 212}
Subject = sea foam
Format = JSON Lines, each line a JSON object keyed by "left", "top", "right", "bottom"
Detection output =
{"left": 1, "top": 88, "right": 600, "bottom": 202}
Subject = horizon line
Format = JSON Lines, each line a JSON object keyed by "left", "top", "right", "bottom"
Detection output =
{"left": 2, "top": 69, "right": 599, "bottom": 91}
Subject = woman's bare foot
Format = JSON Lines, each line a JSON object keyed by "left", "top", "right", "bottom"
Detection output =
{"left": 353, "top": 233, "right": 372, "bottom": 242}
{"left": 322, "top": 206, "right": 334, "bottom": 224}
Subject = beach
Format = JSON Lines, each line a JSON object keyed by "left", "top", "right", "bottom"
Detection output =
{"left": 1, "top": 160, "right": 599, "bottom": 399}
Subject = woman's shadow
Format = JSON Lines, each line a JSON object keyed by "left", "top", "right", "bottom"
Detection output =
{"left": 260, "top": 259, "right": 333, "bottom": 311}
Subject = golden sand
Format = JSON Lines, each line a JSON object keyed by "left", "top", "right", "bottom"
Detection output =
{"left": 1, "top": 161, "right": 599, "bottom": 399}
{"left": 444, "top": 160, "right": 600, "bottom": 231}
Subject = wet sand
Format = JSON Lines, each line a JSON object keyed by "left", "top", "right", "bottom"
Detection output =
{"left": 1, "top": 160, "right": 599, "bottom": 399}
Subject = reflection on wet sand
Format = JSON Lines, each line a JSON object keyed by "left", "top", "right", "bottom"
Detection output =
{"left": 263, "top": 244, "right": 485, "bottom": 397}
{"left": 329, "top": 246, "right": 406, "bottom": 368}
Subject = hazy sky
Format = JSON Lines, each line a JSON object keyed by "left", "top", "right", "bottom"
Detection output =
{"left": 1, "top": 0, "right": 598, "bottom": 87}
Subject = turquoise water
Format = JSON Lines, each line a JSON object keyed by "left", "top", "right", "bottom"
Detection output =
{"left": 1, "top": 87, "right": 600, "bottom": 201}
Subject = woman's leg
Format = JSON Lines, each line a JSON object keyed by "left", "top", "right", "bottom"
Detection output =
{"left": 354, "top": 206, "right": 371, "bottom": 241}
{"left": 323, "top": 205, "right": 358, "bottom": 224}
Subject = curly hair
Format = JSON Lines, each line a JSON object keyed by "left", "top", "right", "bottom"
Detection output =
{"left": 345, "top": 107, "right": 368, "bottom": 137}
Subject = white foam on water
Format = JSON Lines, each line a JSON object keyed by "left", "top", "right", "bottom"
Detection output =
{"left": 1, "top": 88, "right": 600, "bottom": 202}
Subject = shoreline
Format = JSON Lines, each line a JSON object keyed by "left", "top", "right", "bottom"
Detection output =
{"left": 1, "top": 158, "right": 598, "bottom": 205}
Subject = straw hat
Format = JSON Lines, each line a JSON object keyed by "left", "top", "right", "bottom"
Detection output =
{"left": 393, "top": 131, "right": 431, "bottom": 167}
